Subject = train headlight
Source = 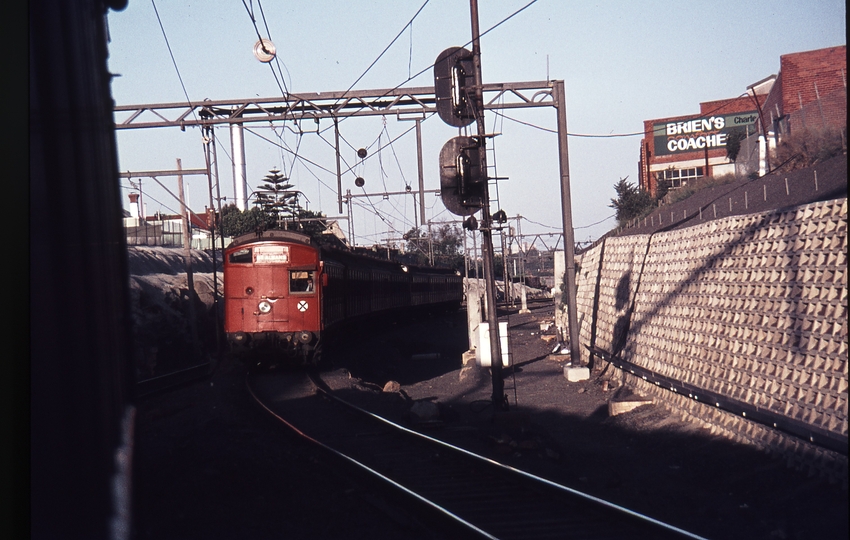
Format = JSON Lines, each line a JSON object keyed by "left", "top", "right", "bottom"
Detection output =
{"left": 258, "top": 300, "right": 272, "bottom": 313}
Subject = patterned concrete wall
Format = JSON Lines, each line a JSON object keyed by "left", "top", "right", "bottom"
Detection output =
{"left": 574, "top": 197, "right": 848, "bottom": 481}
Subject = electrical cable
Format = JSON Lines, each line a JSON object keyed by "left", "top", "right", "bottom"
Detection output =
{"left": 245, "top": 127, "right": 337, "bottom": 176}
{"left": 244, "top": 127, "right": 342, "bottom": 213}
{"left": 150, "top": 0, "right": 197, "bottom": 124}
{"left": 241, "top": 0, "right": 288, "bottom": 98}
{"left": 307, "top": 2, "right": 543, "bottom": 238}
{"left": 256, "top": 0, "right": 292, "bottom": 96}
{"left": 336, "top": 0, "right": 430, "bottom": 103}
{"left": 575, "top": 214, "right": 616, "bottom": 230}
{"left": 121, "top": 182, "right": 182, "bottom": 217}
{"left": 384, "top": 121, "right": 410, "bottom": 189}
{"left": 327, "top": 0, "right": 539, "bottom": 133}
{"left": 248, "top": 1, "right": 550, "bottom": 244}
{"left": 341, "top": 115, "right": 430, "bottom": 177}
{"left": 490, "top": 91, "right": 753, "bottom": 139}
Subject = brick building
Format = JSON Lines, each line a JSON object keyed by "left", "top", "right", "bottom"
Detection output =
{"left": 639, "top": 45, "right": 846, "bottom": 198}
{"left": 763, "top": 45, "right": 847, "bottom": 139}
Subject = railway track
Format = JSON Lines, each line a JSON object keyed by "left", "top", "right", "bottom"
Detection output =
{"left": 136, "top": 361, "right": 211, "bottom": 397}
{"left": 247, "top": 369, "right": 709, "bottom": 540}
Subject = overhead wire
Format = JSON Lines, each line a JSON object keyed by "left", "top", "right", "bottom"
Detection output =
{"left": 150, "top": 0, "right": 231, "bottom": 220}
{"left": 491, "top": 89, "right": 753, "bottom": 138}
{"left": 245, "top": 127, "right": 337, "bottom": 178}
{"left": 150, "top": 0, "right": 197, "bottom": 124}
{"left": 323, "top": 0, "right": 540, "bottom": 138}
{"left": 237, "top": 1, "right": 545, "bottom": 242}
{"left": 256, "top": 0, "right": 293, "bottom": 96}
{"left": 335, "top": 0, "right": 430, "bottom": 103}
{"left": 241, "top": 0, "right": 288, "bottom": 98}
{"left": 241, "top": 0, "right": 312, "bottom": 190}
{"left": 575, "top": 214, "right": 616, "bottom": 230}
{"left": 321, "top": 0, "right": 432, "bottom": 237}
{"left": 313, "top": 1, "right": 541, "bottom": 242}
{"left": 120, "top": 181, "right": 181, "bottom": 217}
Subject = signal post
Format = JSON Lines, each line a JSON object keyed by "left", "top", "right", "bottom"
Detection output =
{"left": 435, "top": 0, "right": 508, "bottom": 411}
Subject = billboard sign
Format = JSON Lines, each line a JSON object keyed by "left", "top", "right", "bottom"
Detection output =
{"left": 653, "top": 111, "right": 758, "bottom": 156}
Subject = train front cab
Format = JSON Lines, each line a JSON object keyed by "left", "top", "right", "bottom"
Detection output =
{"left": 224, "top": 234, "right": 323, "bottom": 358}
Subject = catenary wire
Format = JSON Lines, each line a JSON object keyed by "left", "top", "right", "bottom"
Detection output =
{"left": 336, "top": 0, "right": 431, "bottom": 103}
{"left": 150, "top": 0, "right": 198, "bottom": 125}
{"left": 310, "top": 1, "right": 542, "bottom": 235}
{"left": 241, "top": 0, "right": 288, "bottom": 98}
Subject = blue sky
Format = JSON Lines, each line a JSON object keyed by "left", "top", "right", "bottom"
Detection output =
{"left": 107, "top": 0, "right": 845, "bottom": 248}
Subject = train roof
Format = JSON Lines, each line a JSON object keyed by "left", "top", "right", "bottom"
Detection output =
{"left": 225, "top": 228, "right": 459, "bottom": 276}
{"left": 226, "top": 229, "right": 314, "bottom": 250}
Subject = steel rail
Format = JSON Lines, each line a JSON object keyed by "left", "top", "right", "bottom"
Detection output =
{"left": 245, "top": 375, "right": 498, "bottom": 539}
{"left": 309, "top": 373, "right": 711, "bottom": 540}
{"left": 136, "top": 361, "right": 211, "bottom": 397}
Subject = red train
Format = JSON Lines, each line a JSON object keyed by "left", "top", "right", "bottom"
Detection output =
{"left": 223, "top": 229, "right": 463, "bottom": 364}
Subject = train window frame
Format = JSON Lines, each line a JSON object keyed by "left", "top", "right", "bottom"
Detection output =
{"left": 228, "top": 247, "right": 252, "bottom": 264}
{"left": 289, "top": 270, "right": 315, "bottom": 294}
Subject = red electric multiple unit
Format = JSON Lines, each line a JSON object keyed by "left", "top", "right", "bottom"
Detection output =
{"left": 223, "top": 229, "right": 462, "bottom": 365}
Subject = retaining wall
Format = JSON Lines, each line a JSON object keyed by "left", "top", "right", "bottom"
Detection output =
{"left": 570, "top": 197, "right": 848, "bottom": 482}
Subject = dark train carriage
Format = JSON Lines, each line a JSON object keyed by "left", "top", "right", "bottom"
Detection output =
{"left": 223, "top": 229, "right": 463, "bottom": 365}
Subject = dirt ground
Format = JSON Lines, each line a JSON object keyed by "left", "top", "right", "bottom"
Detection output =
{"left": 132, "top": 305, "right": 848, "bottom": 540}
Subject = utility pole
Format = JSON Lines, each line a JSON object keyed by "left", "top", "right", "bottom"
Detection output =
{"left": 554, "top": 81, "right": 580, "bottom": 362}
{"left": 399, "top": 116, "right": 429, "bottom": 227}
{"left": 177, "top": 158, "right": 200, "bottom": 356}
{"left": 335, "top": 118, "right": 343, "bottom": 214}
{"left": 469, "top": 0, "right": 507, "bottom": 410}
{"left": 203, "top": 128, "right": 223, "bottom": 364}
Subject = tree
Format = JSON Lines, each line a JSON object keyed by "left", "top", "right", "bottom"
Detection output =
{"left": 220, "top": 204, "right": 274, "bottom": 237}
{"left": 725, "top": 128, "right": 747, "bottom": 163}
{"left": 404, "top": 222, "right": 464, "bottom": 270}
{"left": 254, "top": 168, "right": 298, "bottom": 227}
{"left": 220, "top": 169, "right": 335, "bottom": 239}
{"left": 609, "top": 176, "right": 654, "bottom": 225}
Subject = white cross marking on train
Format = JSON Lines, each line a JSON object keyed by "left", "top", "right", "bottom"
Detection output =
{"left": 297, "top": 300, "right": 308, "bottom": 312}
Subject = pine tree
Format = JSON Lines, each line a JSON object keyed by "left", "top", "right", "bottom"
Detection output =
{"left": 254, "top": 168, "right": 298, "bottom": 228}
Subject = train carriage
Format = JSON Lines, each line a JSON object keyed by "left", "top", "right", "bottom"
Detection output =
{"left": 224, "top": 230, "right": 323, "bottom": 358}
{"left": 223, "top": 229, "right": 462, "bottom": 365}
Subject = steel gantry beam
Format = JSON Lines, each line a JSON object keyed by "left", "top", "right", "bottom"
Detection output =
{"left": 112, "top": 81, "right": 556, "bottom": 129}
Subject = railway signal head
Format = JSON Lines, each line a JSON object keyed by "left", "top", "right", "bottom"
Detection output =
{"left": 440, "top": 136, "right": 485, "bottom": 216}
{"left": 434, "top": 47, "right": 477, "bottom": 128}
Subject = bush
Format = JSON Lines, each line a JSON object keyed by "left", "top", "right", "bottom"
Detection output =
{"left": 772, "top": 126, "right": 846, "bottom": 173}
{"left": 610, "top": 177, "right": 655, "bottom": 226}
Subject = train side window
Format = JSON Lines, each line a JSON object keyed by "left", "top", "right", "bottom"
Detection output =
{"left": 229, "top": 247, "right": 252, "bottom": 264}
{"left": 290, "top": 270, "right": 315, "bottom": 293}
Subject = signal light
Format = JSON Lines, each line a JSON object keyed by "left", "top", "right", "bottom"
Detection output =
{"left": 439, "top": 136, "right": 485, "bottom": 216}
{"left": 434, "top": 47, "right": 477, "bottom": 128}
